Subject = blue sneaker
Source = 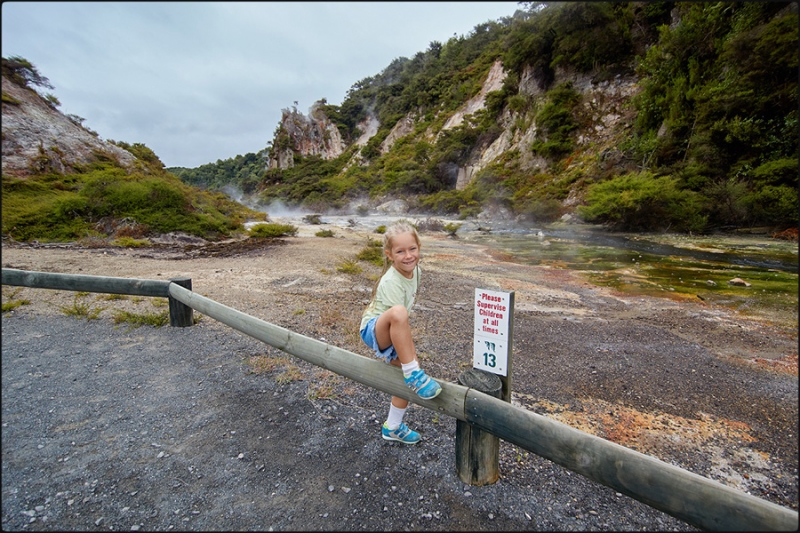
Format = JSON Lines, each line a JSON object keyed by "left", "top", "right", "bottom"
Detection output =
{"left": 404, "top": 369, "right": 442, "bottom": 400}
{"left": 382, "top": 422, "right": 420, "bottom": 444}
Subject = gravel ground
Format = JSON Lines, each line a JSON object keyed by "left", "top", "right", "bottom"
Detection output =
{"left": 2, "top": 228, "right": 797, "bottom": 531}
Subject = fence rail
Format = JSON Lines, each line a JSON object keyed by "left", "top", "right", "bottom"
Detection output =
{"left": 3, "top": 268, "right": 798, "bottom": 532}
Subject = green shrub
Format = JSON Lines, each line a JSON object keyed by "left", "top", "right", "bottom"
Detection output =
{"left": 315, "top": 229, "right": 335, "bottom": 237}
{"left": 419, "top": 187, "right": 483, "bottom": 215}
{"left": 443, "top": 222, "right": 462, "bottom": 236}
{"left": 112, "top": 309, "right": 169, "bottom": 328}
{"left": 356, "top": 239, "right": 385, "bottom": 266}
{"left": 112, "top": 236, "right": 149, "bottom": 248}
{"left": 336, "top": 259, "right": 363, "bottom": 274}
{"left": 530, "top": 83, "right": 581, "bottom": 160}
{"left": 2, "top": 165, "right": 257, "bottom": 242}
{"left": 2, "top": 288, "right": 31, "bottom": 313}
{"left": 741, "top": 185, "right": 798, "bottom": 227}
{"left": 520, "top": 198, "right": 562, "bottom": 222}
{"left": 751, "top": 158, "right": 798, "bottom": 187}
{"left": 248, "top": 222, "right": 298, "bottom": 238}
{"left": 60, "top": 296, "right": 104, "bottom": 320}
{"left": 2, "top": 91, "right": 21, "bottom": 105}
{"left": 579, "top": 172, "right": 706, "bottom": 232}
{"left": 2, "top": 299, "right": 30, "bottom": 313}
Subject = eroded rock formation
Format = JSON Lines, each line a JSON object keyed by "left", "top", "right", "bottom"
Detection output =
{"left": 1, "top": 76, "right": 137, "bottom": 177}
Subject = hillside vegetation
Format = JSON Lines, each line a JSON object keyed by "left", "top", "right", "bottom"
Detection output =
{"left": 173, "top": 1, "right": 798, "bottom": 233}
{"left": 3, "top": 2, "right": 796, "bottom": 242}
{"left": 1, "top": 58, "right": 261, "bottom": 243}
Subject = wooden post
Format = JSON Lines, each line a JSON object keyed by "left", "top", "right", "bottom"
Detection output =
{"left": 501, "top": 291, "right": 514, "bottom": 403}
{"left": 456, "top": 368, "right": 503, "bottom": 485}
{"left": 168, "top": 278, "right": 193, "bottom": 327}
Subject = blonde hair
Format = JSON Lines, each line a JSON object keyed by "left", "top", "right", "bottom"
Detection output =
{"left": 371, "top": 221, "right": 421, "bottom": 297}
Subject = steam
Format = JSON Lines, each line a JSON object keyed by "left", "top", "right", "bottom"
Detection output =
{"left": 262, "top": 200, "right": 315, "bottom": 219}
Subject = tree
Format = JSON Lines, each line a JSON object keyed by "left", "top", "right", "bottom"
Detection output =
{"left": 1, "top": 56, "right": 54, "bottom": 90}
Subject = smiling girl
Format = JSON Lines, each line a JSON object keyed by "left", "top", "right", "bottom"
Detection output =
{"left": 359, "top": 221, "right": 442, "bottom": 444}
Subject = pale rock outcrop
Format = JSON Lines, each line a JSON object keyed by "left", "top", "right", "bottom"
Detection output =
{"left": 376, "top": 199, "right": 409, "bottom": 215}
{"left": 455, "top": 166, "right": 478, "bottom": 190}
{"left": 271, "top": 147, "right": 296, "bottom": 170}
{"left": 263, "top": 54, "right": 643, "bottom": 206}
{"left": 440, "top": 60, "right": 510, "bottom": 189}
{"left": 518, "top": 64, "right": 549, "bottom": 97}
{"left": 442, "top": 60, "right": 507, "bottom": 131}
{"left": 1, "top": 77, "right": 137, "bottom": 177}
{"left": 380, "top": 114, "right": 415, "bottom": 153}
{"left": 342, "top": 113, "right": 381, "bottom": 171}
{"left": 455, "top": 70, "right": 639, "bottom": 187}
{"left": 268, "top": 103, "right": 345, "bottom": 170}
{"left": 354, "top": 114, "right": 380, "bottom": 147}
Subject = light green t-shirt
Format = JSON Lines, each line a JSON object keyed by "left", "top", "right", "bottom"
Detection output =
{"left": 360, "top": 264, "right": 420, "bottom": 331}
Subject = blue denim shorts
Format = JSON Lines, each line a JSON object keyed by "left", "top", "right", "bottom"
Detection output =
{"left": 360, "top": 317, "right": 397, "bottom": 363}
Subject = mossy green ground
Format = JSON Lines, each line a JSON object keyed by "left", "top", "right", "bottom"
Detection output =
{"left": 469, "top": 230, "right": 798, "bottom": 332}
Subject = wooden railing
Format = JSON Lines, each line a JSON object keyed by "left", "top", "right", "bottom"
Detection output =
{"left": 2, "top": 268, "right": 797, "bottom": 532}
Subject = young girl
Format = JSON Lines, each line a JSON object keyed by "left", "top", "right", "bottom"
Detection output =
{"left": 359, "top": 221, "right": 442, "bottom": 445}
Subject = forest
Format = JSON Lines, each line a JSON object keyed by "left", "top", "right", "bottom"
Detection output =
{"left": 171, "top": 2, "right": 797, "bottom": 233}
{"left": 3, "top": 2, "right": 796, "bottom": 242}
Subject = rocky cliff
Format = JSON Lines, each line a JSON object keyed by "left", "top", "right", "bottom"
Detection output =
{"left": 268, "top": 101, "right": 346, "bottom": 169}
{"left": 455, "top": 64, "right": 640, "bottom": 190}
{"left": 266, "top": 58, "right": 640, "bottom": 196}
{"left": 1, "top": 76, "right": 137, "bottom": 177}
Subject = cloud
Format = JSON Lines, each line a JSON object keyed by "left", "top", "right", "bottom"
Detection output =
{"left": 2, "top": 1, "right": 520, "bottom": 168}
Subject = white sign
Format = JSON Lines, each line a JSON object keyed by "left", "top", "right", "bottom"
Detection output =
{"left": 473, "top": 288, "right": 511, "bottom": 376}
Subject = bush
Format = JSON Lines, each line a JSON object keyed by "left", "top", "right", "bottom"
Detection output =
{"left": 315, "top": 229, "right": 335, "bottom": 238}
{"left": 443, "top": 222, "right": 462, "bottom": 236}
{"left": 249, "top": 223, "right": 298, "bottom": 238}
{"left": 336, "top": 259, "right": 363, "bottom": 274}
{"left": 579, "top": 172, "right": 706, "bottom": 232}
{"left": 741, "top": 185, "right": 798, "bottom": 227}
{"left": 415, "top": 217, "right": 444, "bottom": 232}
{"left": 112, "top": 237, "right": 149, "bottom": 248}
{"left": 356, "top": 239, "right": 384, "bottom": 266}
{"left": 530, "top": 83, "right": 581, "bottom": 160}
{"left": 520, "top": 198, "right": 562, "bottom": 222}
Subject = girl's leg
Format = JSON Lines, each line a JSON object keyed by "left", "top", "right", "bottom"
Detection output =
{"left": 385, "top": 359, "right": 413, "bottom": 440}
{"left": 388, "top": 358, "right": 409, "bottom": 409}
{"left": 374, "top": 305, "right": 416, "bottom": 365}
{"left": 375, "top": 305, "right": 442, "bottom": 401}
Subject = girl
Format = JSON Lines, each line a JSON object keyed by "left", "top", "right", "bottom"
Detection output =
{"left": 359, "top": 221, "right": 442, "bottom": 445}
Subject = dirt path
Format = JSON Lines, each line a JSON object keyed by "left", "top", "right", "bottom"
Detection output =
{"left": 2, "top": 227, "right": 797, "bottom": 530}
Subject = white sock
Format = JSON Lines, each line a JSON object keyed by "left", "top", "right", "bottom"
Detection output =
{"left": 401, "top": 361, "right": 419, "bottom": 377}
{"left": 385, "top": 404, "right": 406, "bottom": 430}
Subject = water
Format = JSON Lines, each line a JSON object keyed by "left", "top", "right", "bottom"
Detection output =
{"left": 462, "top": 223, "right": 798, "bottom": 330}
{"left": 466, "top": 225, "right": 798, "bottom": 273}
{"left": 250, "top": 213, "right": 799, "bottom": 330}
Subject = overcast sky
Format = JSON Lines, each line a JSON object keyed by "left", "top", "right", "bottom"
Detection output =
{"left": 2, "top": 1, "right": 521, "bottom": 168}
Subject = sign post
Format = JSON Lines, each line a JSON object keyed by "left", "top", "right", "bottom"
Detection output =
{"left": 473, "top": 288, "right": 514, "bottom": 403}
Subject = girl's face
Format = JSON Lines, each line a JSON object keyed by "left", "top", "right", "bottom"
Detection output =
{"left": 385, "top": 231, "right": 420, "bottom": 279}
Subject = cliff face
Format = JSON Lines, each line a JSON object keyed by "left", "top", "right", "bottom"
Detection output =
{"left": 454, "top": 64, "right": 640, "bottom": 189}
{"left": 265, "top": 58, "right": 641, "bottom": 197}
{"left": 1, "top": 77, "right": 137, "bottom": 177}
{"left": 268, "top": 102, "right": 346, "bottom": 169}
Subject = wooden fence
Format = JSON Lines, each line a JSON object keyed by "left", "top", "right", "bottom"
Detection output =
{"left": 2, "top": 268, "right": 797, "bottom": 532}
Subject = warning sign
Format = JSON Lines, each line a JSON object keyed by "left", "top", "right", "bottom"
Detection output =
{"left": 473, "top": 288, "right": 512, "bottom": 376}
